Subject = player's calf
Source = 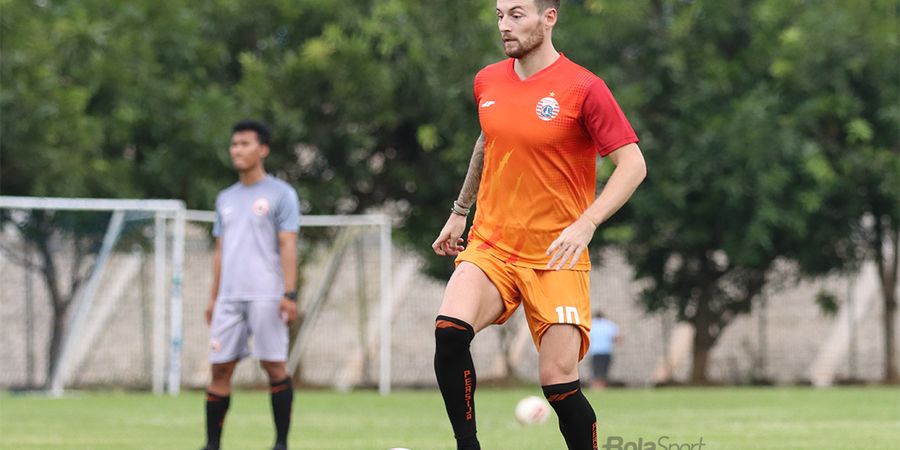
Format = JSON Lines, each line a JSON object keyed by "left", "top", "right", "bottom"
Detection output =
{"left": 434, "top": 315, "right": 480, "bottom": 450}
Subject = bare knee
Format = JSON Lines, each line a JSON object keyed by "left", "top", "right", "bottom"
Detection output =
{"left": 260, "top": 361, "right": 288, "bottom": 382}
{"left": 209, "top": 361, "right": 237, "bottom": 394}
{"left": 211, "top": 361, "right": 236, "bottom": 381}
{"left": 538, "top": 325, "right": 582, "bottom": 385}
{"left": 539, "top": 358, "right": 578, "bottom": 385}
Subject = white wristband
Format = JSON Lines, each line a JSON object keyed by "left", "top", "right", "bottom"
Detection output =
{"left": 451, "top": 201, "right": 470, "bottom": 216}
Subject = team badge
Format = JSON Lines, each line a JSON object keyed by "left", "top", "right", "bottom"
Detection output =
{"left": 252, "top": 198, "right": 270, "bottom": 216}
{"left": 535, "top": 96, "right": 560, "bottom": 121}
{"left": 209, "top": 339, "right": 222, "bottom": 353}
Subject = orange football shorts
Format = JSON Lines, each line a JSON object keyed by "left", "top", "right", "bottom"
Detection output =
{"left": 456, "top": 243, "right": 592, "bottom": 359}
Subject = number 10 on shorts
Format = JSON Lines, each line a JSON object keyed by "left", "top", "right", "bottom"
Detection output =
{"left": 555, "top": 306, "right": 580, "bottom": 325}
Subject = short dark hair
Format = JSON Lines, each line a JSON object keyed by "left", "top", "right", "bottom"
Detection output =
{"left": 232, "top": 119, "right": 271, "bottom": 146}
{"left": 535, "top": 0, "right": 560, "bottom": 12}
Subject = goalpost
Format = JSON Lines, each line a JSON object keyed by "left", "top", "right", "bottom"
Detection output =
{"left": 183, "top": 209, "right": 394, "bottom": 395}
{"left": 0, "top": 196, "right": 394, "bottom": 396}
{"left": 0, "top": 196, "right": 185, "bottom": 396}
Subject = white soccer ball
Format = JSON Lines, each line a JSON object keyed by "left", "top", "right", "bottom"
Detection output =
{"left": 514, "top": 395, "right": 551, "bottom": 425}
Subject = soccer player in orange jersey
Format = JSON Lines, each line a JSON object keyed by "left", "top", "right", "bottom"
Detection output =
{"left": 431, "top": 1, "right": 647, "bottom": 449}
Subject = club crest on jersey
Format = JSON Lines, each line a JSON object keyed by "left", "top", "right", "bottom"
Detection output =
{"left": 535, "top": 96, "right": 560, "bottom": 121}
{"left": 252, "top": 198, "right": 270, "bottom": 216}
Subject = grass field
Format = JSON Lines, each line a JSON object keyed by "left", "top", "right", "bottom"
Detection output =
{"left": 1, "top": 387, "right": 898, "bottom": 449}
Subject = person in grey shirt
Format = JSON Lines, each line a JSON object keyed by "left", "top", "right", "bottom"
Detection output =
{"left": 201, "top": 120, "right": 300, "bottom": 450}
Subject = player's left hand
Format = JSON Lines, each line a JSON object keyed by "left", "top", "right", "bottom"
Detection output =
{"left": 279, "top": 298, "right": 298, "bottom": 324}
{"left": 545, "top": 216, "right": 598, "bottom": 270}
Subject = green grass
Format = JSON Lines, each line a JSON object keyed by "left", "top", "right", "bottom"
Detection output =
{"left": 1, "top": 387, "right": 898, "bottom": 449}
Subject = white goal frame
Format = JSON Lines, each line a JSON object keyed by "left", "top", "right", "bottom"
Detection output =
{"left": 184, "top": 209, "right": 394, "bottom": 395}
{"left": 0, "top": 196, "right": 186, "bottom": 396}
{"left": 0, "top": 196, "right": 394, "bottom": 396}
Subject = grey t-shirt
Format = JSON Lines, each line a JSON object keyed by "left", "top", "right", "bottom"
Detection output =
{"left": 213, "top": 175, "right": 300, "bottom": 301}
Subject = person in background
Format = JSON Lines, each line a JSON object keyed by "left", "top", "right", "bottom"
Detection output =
{"left": 588, "top": 311, "right": 621, "bottom": 390}
{"left": 202, "top": 120, "right": 300, "bottom": 450}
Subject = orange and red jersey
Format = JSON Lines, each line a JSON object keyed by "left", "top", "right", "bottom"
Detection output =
{"left": 469, "top": 54, "right": 638, "bottom": 270}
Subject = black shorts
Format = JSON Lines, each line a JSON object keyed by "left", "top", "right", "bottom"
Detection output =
{"left": 591, "top": 353, "right": 612, "bottom": 380}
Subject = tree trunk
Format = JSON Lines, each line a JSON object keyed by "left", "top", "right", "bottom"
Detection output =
{"left": 690, "top": 297, "right": 716, "bottom": 385}
{"left": 874, "top": 223, "right": 899, "bottom": 383}
{"left": 24, "top": 213, "right": 95, "bottom": 389}
{"left": 45, "top": 306, "right": 66, "bottom": 388}
{"left": 880, "top": 226, "right": 898, "bottom": 383}
{"left": 35, "top": 234, "right": 67, "bottom": 389}
{"left": 884, "top": 288, "right": 898, "bottom": 383}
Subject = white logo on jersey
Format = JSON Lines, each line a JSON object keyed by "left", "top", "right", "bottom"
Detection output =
{"left": 252, "top": 198, "right": 270, "bottom": 216}
{"left": 535, "top": 97, "right": 560, "bottom": 121}
{"left": 480, "top": 100, "right": 496, "bottom": 108}
{"left": 222, "top": 207, "right": 233, "bottom": 216}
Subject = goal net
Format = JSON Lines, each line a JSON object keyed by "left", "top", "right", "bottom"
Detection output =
{"left": 0, "top": 196, "right": 186, "bottom": 396}
{"left": 179, "top": 210, "right": 393, "bottom": 394}
{"left": 0, "top": 196, "right": 394, "bottom": 395}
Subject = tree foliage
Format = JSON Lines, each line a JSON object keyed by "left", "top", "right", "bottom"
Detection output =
{"left": 764, "top": 0, "right": 899, "bottom": 381}
{"left": 559, "top": 0, "right": 897, "bottom": 382}
{"left": 1, "top": 0, "right": 896, "bottom": 384}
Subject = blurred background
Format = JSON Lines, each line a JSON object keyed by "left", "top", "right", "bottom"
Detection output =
{"left": 0, "top": 0, "right": 897, "bottom": 394}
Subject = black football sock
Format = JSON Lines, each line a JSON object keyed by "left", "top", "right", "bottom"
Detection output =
{"left": 270, "top": 377, "right": 293, "bottom": 446}
{"left": 543, "top": 380, "right": 597, "bottom": 450}
{"left": 205, "top": 391, "right": 230, "bottom": 449}
{"left": 434, "top": 315, "right": 480, "bottom": 450}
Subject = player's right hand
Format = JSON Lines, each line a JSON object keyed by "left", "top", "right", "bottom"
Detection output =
{"left": 205, "top": 298, "right": 216, "bottom": 325}
{"left": 432, "top": 214, "right": 467, "bottom": 256}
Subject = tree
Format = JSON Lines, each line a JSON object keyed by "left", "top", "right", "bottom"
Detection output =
{"left": 557, "top": 0, "right": 897, "bottom": 383}
{"left": 0, "top": 210, "right": 112, "bottom": 387}
{"left": 766, "top": 0, "right": 899, "bottom": 382}
{"left": 215, "top": 0, "right": 498, "bottom": 275}
{"left": 1, "top": 0, "right": 253, "bottom": 386}
{"left": 3, "top": 0, "right": 894, "bottom": 387}
{"left": 1, "top": 0, "right": 498, "bottom": 384}
{"left": 1, "top": 0, "right": 136, "bottom": 387}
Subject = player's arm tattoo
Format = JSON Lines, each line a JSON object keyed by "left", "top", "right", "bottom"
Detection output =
{"left": 455, "top": 132, "right": 485, "bottom": 209}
